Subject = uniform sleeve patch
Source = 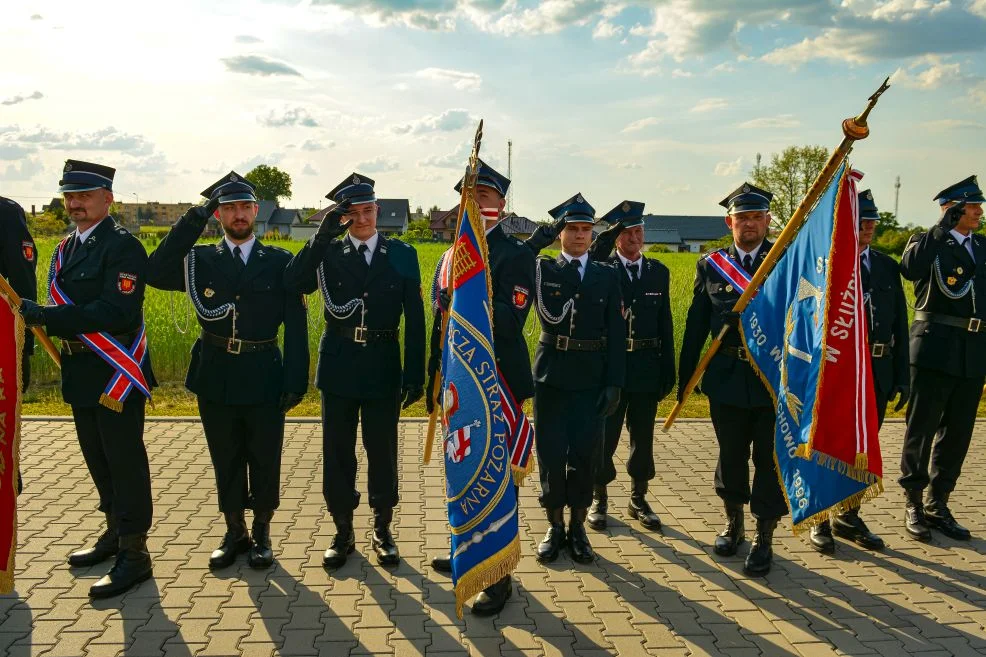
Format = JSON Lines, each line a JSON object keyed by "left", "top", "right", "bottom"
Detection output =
{"left": 512, "top": 285, "right": 529, "bottom": 309}
{"left": 118, "top": 272, "right": 138, "bottom": 294}
{"left": 22, "top": 241, "right": 35, "bottom": 262}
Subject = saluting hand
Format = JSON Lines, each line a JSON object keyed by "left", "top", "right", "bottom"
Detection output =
{"left": 315, "top": 199, "right": 353, "bottom": 243}
{"left": 188, "top": 197, "right": 220, "bottom": 223}
{"left": 401, "top": 384, "right": 424, "bottom": 410}
{"left": 938, "top": 200, "right": 967, "bottom": 232}
{"left": 525, "top": 217, "right": 567, "bottom": 253}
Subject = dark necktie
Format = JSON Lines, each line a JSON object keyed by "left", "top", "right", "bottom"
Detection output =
{"left": 742, "top": 253, "right": 754, "bottom": 275}
{"left": 233, "top": 246, "right": 245, "bottom": 273}
{"left": 963, "top": 237, "right": 972, "bottom": 257}
{"left": 859, "top": 253, "right": 871, "bottom": 291}
{"left": 627, "top": 262, "right": 639, "bottom": 282}
{"left": 570, "top": 258, "right": 582, "bottom": 281}
{"left": 358, "top": 243, "right": 370, "bottom": 272}
{"left": 65, "top": 234, "right": 79, "bottom": 260}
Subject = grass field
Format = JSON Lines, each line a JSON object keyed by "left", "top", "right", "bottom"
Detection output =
{"left": 18, "top": 235, "right": 942, "bottom": 420}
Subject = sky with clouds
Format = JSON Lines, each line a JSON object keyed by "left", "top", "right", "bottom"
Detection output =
{"left": 1, "top": 0, "right": 984, "bottom": 225}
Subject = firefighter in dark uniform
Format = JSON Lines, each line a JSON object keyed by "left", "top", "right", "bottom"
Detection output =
{"left": 899, "top": 175, "right": 985, "bottom": 542}
{"left": 284, "top": 173, "right": 425, "bottom": 567}
{"left": 677, "top": 182, "right": 786, "bottom": 576}
{"left": 146, "top": 172, "right": 309, "bottom": 570}
{"left": 19, "top": 160, "right": 155, "bottom": 598}
{"left": 810, "top": 189, "right": 900, "bottom": 553}
{"left": 1, "top": 196, "right": 38, "bottom": 398}
{"left": 526, "top": 194, "right": 625, "bottom": 565}
{"left": 427, "top": 160, "right": 535, "bottom": 615}
{"left": 585, "top": 200, "right": 675, "bottom": 532}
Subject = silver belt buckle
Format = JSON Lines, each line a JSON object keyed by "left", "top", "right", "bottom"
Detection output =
{"left": 737, "top": 348, "right": 748, "bottom": 362}
{"left": 227, "top": 337, "right": 243, "bottom": 354}
{"left": 354, "top": 326, "right": 367, "bottom": 344}
{"left": 556, "top": 335, "right": 569, "bottom": 351}
{"left": 871, "top": 344, "right": 884, "bottom": 357}
{"left": 969, "top": 318, "right": 981, "bottom": 332}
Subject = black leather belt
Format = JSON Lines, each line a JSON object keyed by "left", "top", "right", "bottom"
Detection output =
{"left": 62, "top": 333, "right": 138, "bottom": 355}
{"left": 870, "top": 342, "right": 890, "bottom": 358}
{"left": 201, "top": 331, "right": 277, "bottom": 354}
{"left": 330, "top": 325, "right": 399, "bottom": 344}
{"left": 720, "top": 345, "right": 749, "bottom": 362}
{"left": 626, "top": 337, "right": 661, "bottom": 352}
{"left": 539, "top": 332, "right": 606, "bottom": 352}
{"left": 914, "top": 311, "right": 985, "bottom": 333}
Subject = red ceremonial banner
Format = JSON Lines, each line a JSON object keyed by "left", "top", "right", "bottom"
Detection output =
{"left": 0, "top": 294, "right": 22, "bottom": 593}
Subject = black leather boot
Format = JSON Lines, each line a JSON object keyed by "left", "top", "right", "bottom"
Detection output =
{"left": 471, "top": 576, "right": 512, "bottom": 616}
{"left": 431, "top": 555, "right": 452, "bottom": 573}
{"left": 89, "top": 534, "right": 153, "bottom": 598}
{"left": 627, "top": 480, "right": 662, "bottom": 530}
{"left": 248, "top": 510, "right": 275, "bottom": 569}
{"left": 209, "top": 511, "right": 251, "bottom": 569}
{"left": 536, "top": 508, "right": 566, "bottom": 563}
{"left": 713, "top": 502, "right": 745, "bottom": 557}
{"left": 568, "top": 508, "right": 594, "bottom": 564}
{"left": 322, "top": 512, "right": 356, "bottom": 568}
{"left": 904, "top": 489, "right": 932, "bottom": 541}
{"left": 587, "top": 486, "right": 608, "bottom": 531}
{"left": 833, "top": 508, "right": 885, "bottom": 550}
{"left": 371, "top": 507, "right": 400, "bottom": 566}
{"left": 69, "top": 513, "right": 118, "bottom": 567}
{"left": 743, "top": 517, "right": 778, "bottom": 577}
{"left": 809, "top": 520, "right": 835, "bottom": 554}
{"left": 925, "top": 491, "right": 971, "bottom": 540}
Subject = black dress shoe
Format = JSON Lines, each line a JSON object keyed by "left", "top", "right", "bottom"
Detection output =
{"left": 628, "top": 481, "right": 661, "bottom": 530}
{"left": 372, "top": 508, "right": 400, "bottom": 566}
{"left": 89, "top": 534, "right": 153, "bottom": 599}
{"left": 832, "top": 510, "right": 884, "bottom": 550}
{"left": 568, "top": 508, "right": 594, "bottom": 564}
{"left": 926, "top": 493, "right": 971, "bottom": 540}
{"left": 209, "top": 511, "right": 251, "bottom": 569}
{"left": 809, "top": 520, "right": 835, "bottom": 554}
{"left": 431, "top": 556, "right": 452, "bottom": 573}
{"left": 471, "top": 576, "right": 512, "bottom": 616}
{"left": 587, "top": 486, "right": 608, "bottom": 531}
{"left": 248, "top": 511, "right": 275, "bottom": 569}
{"left": 537, "top": 508, "right": 566, "bottom": 563}
{"left": 69, "top": 514, "right": 118, "bottom": 567}
{"left": 743, "top": 517, "right": 777, "bottom": 577}
{"left": 323, "top": 513, "right": 356, "bottom": 568}
{"left": 904, "top": 490, "right": 932, "bottom": 542}
{"left": 713, "top": 503, "right": 745, "bottom": 557}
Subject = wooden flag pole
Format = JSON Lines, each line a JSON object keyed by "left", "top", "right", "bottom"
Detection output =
{"left": 0, "top": 275, "right": 61, "bottom": 369}
{"left": 663, "top": 77, "right": 891, "bottom": 432}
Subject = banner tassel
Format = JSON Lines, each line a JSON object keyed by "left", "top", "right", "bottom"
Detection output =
{"left": 99, "top": 394, "right": 124, "bottom": 413}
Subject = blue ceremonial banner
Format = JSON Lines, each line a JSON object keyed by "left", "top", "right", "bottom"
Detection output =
{"left": 440, "top": 195, "right": 520, "bottom": 616}
{"left": 740, "top": 163, "right": 882, "bottom": 532}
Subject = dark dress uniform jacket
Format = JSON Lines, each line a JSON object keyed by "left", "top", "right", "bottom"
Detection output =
{"left": 533, "top": 255, "right": 626, "bottom": 390}
{"left": 901, "top": 228, "right": 986, "bottom": 378}
{"left": 284, "top": 234, "right": 425, "bottom": 398}
{"left": 679, "top": 243, "right": 772, "bottom": 408}
{"left": 145, "top": 213, "right": 309, "bottom": 405}
{"left": 487, "top": 224, "right": 536, "bottom": 400}
{"left": 864, "top": 248, "right": 909, "bottom": 396}
{"left": 43, "top": 218, "right": 156, "bottom": 407}
{"left": 0, "top": 197, "right": 37, "bottom": 354}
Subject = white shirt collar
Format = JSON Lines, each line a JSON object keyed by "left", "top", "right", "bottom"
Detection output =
{"left": 349, "top": 231, "right": 379, "bottom": 252}
{"left": 74, "top": 217, "right": 108, "bottom": 244}
{"left": 225, "top": 235, "right": 257, "bottom": 263}
{"left": 561, "top": 251, "right": 588, "bottom": 277}
{"left": 860, "top": 246, "right": 871, "bottom": 262}
{"left": 734, "top": 242, "right": 763, "bottom": 263}
{"left": 950, "top": 229, "right": 973, "bottom": 244}
{"left": 618, "top": 252, "right": 643, "bottom": 267}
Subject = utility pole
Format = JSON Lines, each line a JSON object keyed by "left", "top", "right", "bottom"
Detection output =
{"left": 507, "top": 139, "right": 513, "bottom": 213}
{"left": 893, "top": 175, "right": 901, "bottom": 220}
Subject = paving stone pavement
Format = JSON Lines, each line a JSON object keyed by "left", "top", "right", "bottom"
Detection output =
{"left": 3, "top": 417, "right": 986, "bottom": 657}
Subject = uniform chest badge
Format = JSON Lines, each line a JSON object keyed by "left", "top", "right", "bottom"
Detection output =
{"left": 725, "top": 284, "right": 734, "bottom": 293}
{"left": 947, "top": 276, "right": 958, "bottom": 285}
{"left": 957, "top": 267, "right": 964, "bottom": 275}
{"left": 21, "top": 241, "right": 34, "bottom": 262}
{"left": 204, "top": 288, "right": 215, "bottom": 298}
{"left": 118, "top": 273, "right": 137, "bottom": 295}
{"left": 512, "top": 285, "right": 529, "bottom": 309}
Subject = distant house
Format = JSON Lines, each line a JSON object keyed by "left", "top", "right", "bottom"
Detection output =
{"left": 254, "top": 200, "right": 307, "bottom": 240}
{"left": 642, "top": 215, "right": 728, "bottom": 253}
{"left": 376, "top": 198, "right": 411, "bottom": 236}
{"left": 429, "top": 207, "right": 537, "bottom": 241}
{"left": 499, "top": 213, "right": 537, "bottom": 240}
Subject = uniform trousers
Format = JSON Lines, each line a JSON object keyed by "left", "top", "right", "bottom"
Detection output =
{"left": 596, "top": 391, "right": 660, "bottom": 486}
{"left": 534, "top": 383, "right": 602, "bottom": 510}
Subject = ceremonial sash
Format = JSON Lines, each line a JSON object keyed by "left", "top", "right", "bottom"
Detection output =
{"left": 705, "top": 249, "right": 753, "bottom": 293}
{"left": 48, "top": 237, "right": 151, "bottom": 412}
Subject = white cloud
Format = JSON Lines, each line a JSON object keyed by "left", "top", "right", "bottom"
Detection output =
{"left": 970, "top": 81, "right": 986, "bottom": 106}
{"left": 260, "top": 107, "right": 320, "bottom": 128}
{"left": 481, "top": 0, "right": 605, "bottom": 35}
{"left": 890, "top": 56, "right": 962, "bottom": 89}
{"left": 302, "top": 163, "right": 319, "bottom": 175}
{"left": 301, "top": 139, "right": 334, "bottom": 151}
{"left": 418, "top": 142, "right": 471, "bottom": 169}
{"left": 621, "top": 117, "right": 661, "bottom": 133}
{"left": 356, "top": 155, "right": 400, "bottom": 172}
{"left": 714, "top": 156, "right": 743, "bottom": 177}
{"left": 3, "top": 156, "right": 42, "bottom": 181}
{"left": 671, "top": 68, "right": 692, "bottom": 78}
{"left": 617, "top": 162, "right": 642, "bottom": 169}
{"left": 593, "top": 19, "right": 623, "bottom": 39}
{"left": 737, "top": 114, "right": 800, "bottom": 129}
{"left": 925, "top": 119, "right": 985, "bottom": 131}
{"left": 691, "top": 97, "right": 728, "bottom": 113}
{"left": 414, "top": 67, "right": 482, "bottom": 91}
{"left": 2, "top": 91, "right": 43, "bottom": 106}
{"left": 392, "top": 109, "right": 474, "bottom": 135}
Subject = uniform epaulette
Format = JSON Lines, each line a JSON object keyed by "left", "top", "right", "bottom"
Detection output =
{"left": 267, "top": 245, "right": 293, "bottom": 256}
{"left": 386, "top": 238, "right": 420, "bottom": 279}
{"left": 537, "top": 254, "right": 553, "bottom": 261}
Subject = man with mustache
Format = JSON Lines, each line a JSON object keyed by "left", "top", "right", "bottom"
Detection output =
{"left": 146, "top": 172, "right": 309, "bottom": 570}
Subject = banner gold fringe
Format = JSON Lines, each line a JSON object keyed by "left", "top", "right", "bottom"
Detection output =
{"left": 855, "top": 452, "right": 869, "bottom": 470}
{"left": 791, "top": 478, "right": 884, "bottom": 535}
{"left": 454, "top": 534, "right": 520, "bottom": 619}
{"left": 794, "top": 444, "right": 810, "bottom": 459}
{"left": 98, "top": 394, "right": 124, "bottom": 413}
{"left": 511, "top": 460, "right": 533, "bottom": 487}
